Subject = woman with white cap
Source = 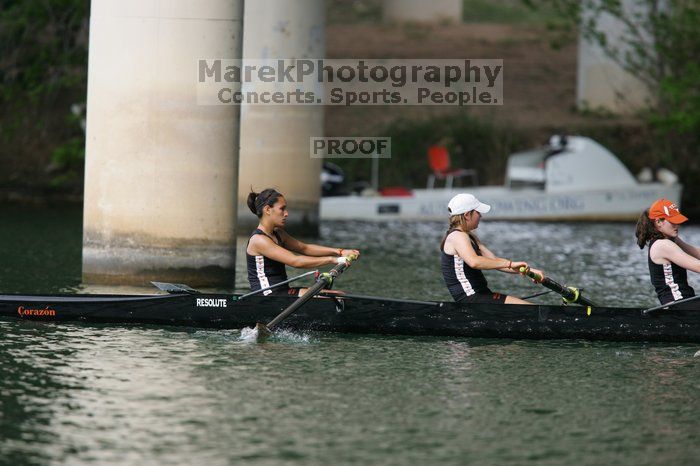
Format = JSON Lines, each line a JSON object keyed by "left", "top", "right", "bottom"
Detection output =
{"left": 440, "top": 193, "right": 544, "bottom": 305}
{"left": 635, "top": 198, "right": 699, "bottom": 305}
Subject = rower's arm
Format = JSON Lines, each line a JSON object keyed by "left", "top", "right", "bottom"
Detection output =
{"left": 480, "top": 243, "right": 546, "bottom": 279}
{"left": 675, "top": 237, "right": 700, "bottom": 260}
{"left": 278, "top": 230, "right": 359, "bottom": 258}
{"left": 248, "top": 235, "right": 338, "bottom": 269}
{"left": 479, "top": 243, "right": 518, "bottom": 274}
{"left": 451, "top": 234, "right": 524, "bottom": 271}
{"left": 652, "top": 239, "right": 700, "bottom": 273}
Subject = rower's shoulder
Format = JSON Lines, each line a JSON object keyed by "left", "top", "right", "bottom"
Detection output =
{"left": 446, "top": 229, "right": 467, "bottom": 238}
{"left": 650, "top": 238, "right": 677, "bottom": 251}
{"left": 444, "top": 229, "right": 468, "bottom": 247}
{"left": 649, "top": 238, "right": 681, "bottom": 261}
{"left": 248, "top": 231, "right": 277, "bottom": 250}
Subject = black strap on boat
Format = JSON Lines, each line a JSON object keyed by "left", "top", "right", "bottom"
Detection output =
{"left": 642, "top": 294, "right": 700, "bottom": 315}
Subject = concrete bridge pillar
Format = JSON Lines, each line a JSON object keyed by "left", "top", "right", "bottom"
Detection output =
{"left": 237, "top": 0, "right": 325, "bottom": 234}
{"left": 577, "top": 0, "right": 651, "bottom": 113}
{"left": 383, "top": 0, "right": 462, "bottom": 23}
{"left": 82, "top": 0, "right": 244, "bottom": 287}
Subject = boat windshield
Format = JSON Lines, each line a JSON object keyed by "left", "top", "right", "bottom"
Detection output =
{"left": 505, "top": 148, "right": 546, "bottom": 189}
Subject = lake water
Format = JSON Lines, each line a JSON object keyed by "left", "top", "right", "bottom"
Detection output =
{"left": 1, "top": 205, "right": 699, "bottom": 465}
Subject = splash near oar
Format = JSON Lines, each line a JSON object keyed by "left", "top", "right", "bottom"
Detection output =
{"left": 520, "top": 267, "right": 597, "bottom": 313}
{"left": 254, "top": 255, "right": 358, "bottom": 340}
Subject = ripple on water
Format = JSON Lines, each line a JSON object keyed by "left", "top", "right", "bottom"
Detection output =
{"left": 1, "top": 323, "right": 700, "bottom": 465}
{"left": 2, "top": 216, "right": 700, "bottom": 464}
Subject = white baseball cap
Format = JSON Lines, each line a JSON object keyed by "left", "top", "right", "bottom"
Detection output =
{"left": 447, "top": 193, "right": 491, "bottom": 216}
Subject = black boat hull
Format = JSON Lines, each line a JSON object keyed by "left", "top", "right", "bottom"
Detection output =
{"left": 1, "top": 293, "right": 699, "bottom": 342}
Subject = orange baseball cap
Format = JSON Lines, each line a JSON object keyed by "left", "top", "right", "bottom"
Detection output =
{"left": 648, "top": 198, "right": 688, "bottom": 223}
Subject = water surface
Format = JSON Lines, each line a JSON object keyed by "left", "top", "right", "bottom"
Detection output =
{"left": 1, "top": 205, "right": 699, "bottom": 465}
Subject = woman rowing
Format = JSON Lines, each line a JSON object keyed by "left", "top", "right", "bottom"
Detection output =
{"left": 246, "top": 188, "right": 360, "bottom": 296}
{"left": 635, "top": 198, "right": 699, "bottom": 306}
{"left": 440, "top": 193, "right": 544, "bottom": 305}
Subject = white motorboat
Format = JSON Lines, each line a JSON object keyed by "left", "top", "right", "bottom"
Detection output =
{"left": 320, "top": 136, "right": 681, "bottom": 221}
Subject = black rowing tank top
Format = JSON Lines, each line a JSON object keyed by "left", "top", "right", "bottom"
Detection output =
{"left": 247, "top": 228, "right": 289, "bottom": 295}
{"left": 441, "top": 230, "right": 491, "bottom": 302}
{"left": 648, "top": 239, "right": 695, "bottom": 304}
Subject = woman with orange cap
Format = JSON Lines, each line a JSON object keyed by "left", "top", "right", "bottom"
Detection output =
{"left": 635, "top": 198, "right": 699, "bottom": 305}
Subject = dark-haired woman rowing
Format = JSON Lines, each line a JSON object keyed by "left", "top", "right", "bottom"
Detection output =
{"left": 246, "top": 188, "right": 360, "bottom": 296}
{"left": 635, "top": 198, "right": 700, "bottom": 307}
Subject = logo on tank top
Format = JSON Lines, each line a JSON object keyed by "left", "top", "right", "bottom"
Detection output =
{"left": 663, "top": 264, "right": 683, "bottom": 300}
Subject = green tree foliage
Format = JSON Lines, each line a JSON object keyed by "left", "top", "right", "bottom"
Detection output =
{"left": 527, "top": 0, "right": 700, "bottom": 212}
{"left": 525, "top": 0, "right": 697, "bottom": 88}
{"left": 0, "top": 0, "right": 89, "bottom": 190}
{"left": 0, "top": 0, "right": 89, "bottom": 105}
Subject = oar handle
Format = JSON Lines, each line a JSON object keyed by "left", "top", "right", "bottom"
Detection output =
{"left": 520, "top": 267, "right": 543, "bottom": 283}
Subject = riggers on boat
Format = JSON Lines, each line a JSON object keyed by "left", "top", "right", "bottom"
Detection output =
{"left": 1, "top": 290, "right": 699, "bottom": 343}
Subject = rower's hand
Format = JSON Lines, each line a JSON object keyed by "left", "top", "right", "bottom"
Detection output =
{"left": 341, "top": 249, "right": 360, "bottom": 258}
{"left": 528, "top": 268, "right": 545, "bottom": 283}
{"left": 336, "top": 254, "right": 358, "bottom": 265}
{"left": 511, "top": 261, "right": 528, "bottom": 272}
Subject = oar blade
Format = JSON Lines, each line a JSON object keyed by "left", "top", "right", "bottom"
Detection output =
{"left": 151, "top": 281, "right": 199, "bottom": 294}
{"left": 255, "top": 322, "right": 272, "bottom": 340}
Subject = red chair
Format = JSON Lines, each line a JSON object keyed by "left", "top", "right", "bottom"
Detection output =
{"left": 427, "top": 146, "right": 478, "bottom": 189}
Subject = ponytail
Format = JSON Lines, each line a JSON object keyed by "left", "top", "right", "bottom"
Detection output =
{"left": 247, "top": 188, "right": 283, "bottom": 218}
{"left": 635, "top": 209, "right": 664, "bottom": 248}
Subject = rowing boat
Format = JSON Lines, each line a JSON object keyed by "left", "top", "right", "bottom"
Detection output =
{"left": 2, "top": 289, "right": 699, "bottom": 342}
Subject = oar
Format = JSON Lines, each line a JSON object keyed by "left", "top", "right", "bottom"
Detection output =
{"left": 520, "top": 288, "right": 587, "bottom": 301}
{"left": 321, "top": 292, "right": 442, "bottom": 307}
{"left": 520, "top": 290, "right": 553, "bottom": 300}
{"left": 642, "top": 294, "right": 700, "bottom": 315}
{"left": 520, "top": 267, "right": 597, "bottom": 311}
{"left": 255, "top": 256, "right": 357, "bottom": 338}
